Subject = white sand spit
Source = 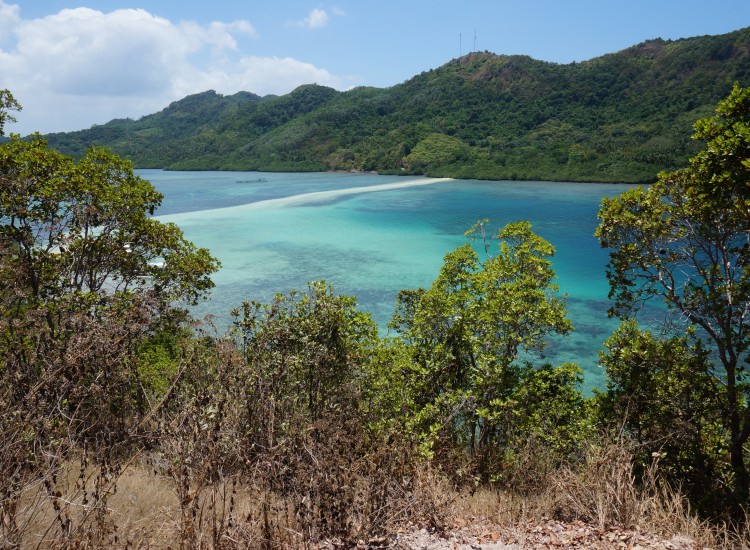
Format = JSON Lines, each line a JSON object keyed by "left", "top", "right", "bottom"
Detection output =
{"left": 155, "top": 177, "right": 453, "bottom": 222}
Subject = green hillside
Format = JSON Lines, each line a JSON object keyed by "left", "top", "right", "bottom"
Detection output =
{"left": 45, "top": 27, "right": 750, "bottom": 183}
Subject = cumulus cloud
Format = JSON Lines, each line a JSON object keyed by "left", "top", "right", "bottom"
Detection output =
{"left": 0, "top": 1, "right": 20, "bottom": 47}
{"left": 174, "top": 56, "right": 342, "bottom": 98}
{"left": 293, "top": 8, "right": 330, "bottom": 29}
{"left": 0, "top": 2, "right": 351, "bottom": 135}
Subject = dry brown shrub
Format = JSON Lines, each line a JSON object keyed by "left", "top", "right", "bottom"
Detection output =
{"left": 6, "top": 438, "right": 744, "bottom": 549}
{"left": 552, "top": 440, "right": 640, "bottom": 529}
{"left": 0, "top": 296, "right": 158, "bottom": 549}
{"left": 542, "top": 438, "right": 732, "bottom": 548}
{"left": 233, "top": 421, "right": 451, "bottom": 547}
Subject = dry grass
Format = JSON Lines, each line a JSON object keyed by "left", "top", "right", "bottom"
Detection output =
{"left": 10, "top": 459, "right": 176, "bottom": 549}
{"left": 8, "top": 451, "right": 453, "bottom": 549}
{"left": 7, "top": 445, "right": 747, "bottom": 550}
{"left": 413, "top": 440, "right": 744, "bottom": 550}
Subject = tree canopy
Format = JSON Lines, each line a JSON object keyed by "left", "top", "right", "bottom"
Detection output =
{"left": 0, "top": 90, "right": 20, "bottom": 136}
{"left": 596, "top": 83, "right": 750, "bottom": 509}
{"left": 371, "top": 221, "right": 586, "bottom": 474}
{"left": 0, "top": 135, "right": 218, "bottom": 314}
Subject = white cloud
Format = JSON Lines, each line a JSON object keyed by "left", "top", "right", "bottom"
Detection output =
{"left": 0, "top": 0, "right": 19, "bottom": 46}
{"left": 293, "top": 8, "right": 330, "bottom": 29}
{"left": 210, "top": 56, "right": 341, "bottom": 96}
{"left": 0, "top": 2, "right": 351, "bottom": 135}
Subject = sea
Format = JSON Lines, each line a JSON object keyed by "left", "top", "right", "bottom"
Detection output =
{"left": 143, "top": 169, "right": 640, "bottom": 391}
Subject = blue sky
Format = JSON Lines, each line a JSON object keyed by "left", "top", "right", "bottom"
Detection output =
{"left": 2, "top": 0, "right": 749, "bottom": 135}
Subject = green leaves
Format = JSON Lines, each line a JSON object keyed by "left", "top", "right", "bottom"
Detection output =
{"left": 231, "top": 281, "right": 378, "bottom": 444}
{"left": 375, "top": 220, "right": 583, "bottom": 473}
{"left": 596, "top": 85, "right": 750, "bottom": 508}
{"left": 0, "top": 89, "right": 20, "bottom": 136}
{"left": 691, "top": 84, "right": 750, "bottom": 203}
{"left": 596, "top": 321, "right": 727, "bottom": 509}
{"left": 0, "top": 135, "right": 219, "bottom": 311}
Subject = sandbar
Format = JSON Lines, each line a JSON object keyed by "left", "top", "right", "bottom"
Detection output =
{"left": 155, "top": 177, "right": 454, "bottom": 222}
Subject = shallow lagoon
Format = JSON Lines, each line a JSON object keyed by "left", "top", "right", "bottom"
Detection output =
{"left": 144, "top": 169, "right": 638, "bottom": 390}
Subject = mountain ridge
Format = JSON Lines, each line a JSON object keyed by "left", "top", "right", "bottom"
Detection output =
{"left": 44, "top": 26, "right": 750, "bottom": 183}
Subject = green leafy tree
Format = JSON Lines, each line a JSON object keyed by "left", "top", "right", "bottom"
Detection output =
{"left": 378, "top": 221, "right": 582, "bottom": 473}
{"left": 596, "top": 84, "right": 750, "bottom": 508}
{"left": 0, "top": 121, "right": 218, "bottom": 543}
{"left": 0, "top": 89, "right": 20, "bottom": 136}
{"left": 231, "top": 281, "right": 378, "bottom": 454}
{"left": 0, "top": 135, "right": 220, "bottom": 413}
{"left": 0, "top": 132, "right": 219, "bottom": 418}
{"left": 487, "top": 361, "right": 590, "bottom": 484}
{"left": 596, "top": 321, "right": 727, "bottom": 510}
{"left": 0, "top": 135, "right": 218, "bottom": 313}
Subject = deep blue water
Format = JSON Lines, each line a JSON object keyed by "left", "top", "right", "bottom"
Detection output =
{"left": 142, "top": 169, "right": 638, "bottom": 391}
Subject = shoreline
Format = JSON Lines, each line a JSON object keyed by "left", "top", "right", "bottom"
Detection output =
{"left": 148, "top": 167, "right": 647, "bottom": 186}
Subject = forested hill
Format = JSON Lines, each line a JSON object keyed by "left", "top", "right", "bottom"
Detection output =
{"left": 45, "top": 27, "right": 750, "bottom": 183}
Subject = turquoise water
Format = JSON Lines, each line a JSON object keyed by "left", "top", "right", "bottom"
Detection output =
{"left": 144, "top": 169, "right": 637, "bottom": 390}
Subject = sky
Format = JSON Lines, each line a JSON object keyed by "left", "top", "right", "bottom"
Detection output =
{"left": 2, "top": 1, "right": 749, "bottom": 136}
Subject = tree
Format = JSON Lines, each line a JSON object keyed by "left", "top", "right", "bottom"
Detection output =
{"left": 0, "top": 124, "right": 219, "bottom": 542}
{"left": 0, "top": 132, "right": 220, "bottom": 420}
{"left": 0, "top": 89, "right": 20, "bottom": 136}
{"left": 596, "top": 84, "right": 750, "bottom": 509}
{"left": 0, "top": 135, "right": 218, "bottom": 311}
{"left": 231, "top": 281, "right": 378, "bottom": 454}
{"left": 596, "top": 321, "right": 727, "bottom": 511}
{"left": 378, "top": 221, "right": 581, "bottom": 473}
